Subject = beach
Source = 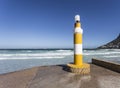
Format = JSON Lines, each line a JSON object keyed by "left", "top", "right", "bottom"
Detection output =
{"left": 0, "top": 63, "right": 120, "bottom": 88}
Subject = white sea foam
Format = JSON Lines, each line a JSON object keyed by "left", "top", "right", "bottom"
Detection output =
{"left": 26, "top": 50, "right": 33, "bottom": 52}
{"left": 0, "top": 49, "right": 120, "bottom": 60}
{"left": 0, "top": 56, "right": 65, "bottom": 60}
{"left": 83, "top": 52, "right": 120, "bottom": 55}
{"left": 0, "top": 51, "right": 73, "bottom": 60}
{"left": 55, "top": 50, "right": 72, "bottom": 52}
{"left": 103, "top": 55, "right": 120, "bottom": 58}
{"left": 0, "top": 49, "right": 120, "bottom": 75}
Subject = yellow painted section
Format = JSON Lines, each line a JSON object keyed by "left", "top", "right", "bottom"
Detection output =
{"left": 67, "top": 63, "right": 90, "bottom": 68}
{"left": 74, "top": 54, "right": 83, "bottom": 66}
{"left": 74, "top": 22, "right": 81, "bottom": 28}
{"left": 67, "top": 63, "right": 90, "bottom": 74}
{"left": 74, "top": 33, "right": 82, "bottom": 44}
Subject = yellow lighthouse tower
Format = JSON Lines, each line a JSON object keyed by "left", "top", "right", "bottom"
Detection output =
{"left": 67, "top": 15, "right": 90, "bottom": 74}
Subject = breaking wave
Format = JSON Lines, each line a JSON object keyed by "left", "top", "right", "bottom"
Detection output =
{"left": 0, "top": 50, "right": 73, "bottom": 60}
{"left": 0, "top": 49, "right": 120, "bottom": 60}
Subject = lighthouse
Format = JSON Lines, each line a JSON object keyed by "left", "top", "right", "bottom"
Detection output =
{"left": 67, "top": 15, "right": 90, "bottom": 74}
{"left": 74, "top": 15, "right": 83, "bottom": 66}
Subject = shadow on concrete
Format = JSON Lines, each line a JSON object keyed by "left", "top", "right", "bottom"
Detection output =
{"left": 58, "top": 64, "right": 71, "bottom": 72}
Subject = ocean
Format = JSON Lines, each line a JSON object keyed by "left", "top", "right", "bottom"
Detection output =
{"left": 0, "top": 49, "right": 120, "bottom": 74}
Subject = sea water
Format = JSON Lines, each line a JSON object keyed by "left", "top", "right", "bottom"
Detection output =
{"left": 0, "top": 49, "right": 120, "bottom": 74}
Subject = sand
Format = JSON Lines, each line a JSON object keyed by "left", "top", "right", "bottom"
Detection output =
{"left": 0, "top": 64, "right": 120, "bottom": 88}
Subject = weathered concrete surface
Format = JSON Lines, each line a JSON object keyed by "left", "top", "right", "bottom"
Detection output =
{"left": 0, "top": 67, "right": 38, "bottom": 88}
{"left": 0, "top": 64, "right": 120, "bottom": 88}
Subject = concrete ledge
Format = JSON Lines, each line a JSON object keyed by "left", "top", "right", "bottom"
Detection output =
{"left": 92, "top": 58, "right": 120, "bottom": 73}
{"left": 0, "top": 64, "right": 120, "bottom": 88}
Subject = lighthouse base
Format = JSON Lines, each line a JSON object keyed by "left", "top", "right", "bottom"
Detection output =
{"left": 67, "top": 63, "right": 90, "bottom": 74}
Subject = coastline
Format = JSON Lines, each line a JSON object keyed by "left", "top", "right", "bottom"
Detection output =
{"left": 0, "top": 49, "right": 120, "bottom": 74}
{"left": 0, "top": 61, "right": 120, "bottom": 88}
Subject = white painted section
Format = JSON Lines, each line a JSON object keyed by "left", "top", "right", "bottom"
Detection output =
{"left": 75, "top": 15, "right": 80, "bottom": 21}
{"left": 74, "top": 28, "right": 83, "bottom": 33}
{"left": 74, "top": 44, "right": 83, "bottom": 54}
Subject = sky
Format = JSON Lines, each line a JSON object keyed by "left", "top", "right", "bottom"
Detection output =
{"left": 0, "top": 0, "right": 120, "bottom": 49}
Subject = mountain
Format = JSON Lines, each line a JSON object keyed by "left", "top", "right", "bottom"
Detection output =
{"left": 98, "top": 34, "right": 120, "bottom": 49}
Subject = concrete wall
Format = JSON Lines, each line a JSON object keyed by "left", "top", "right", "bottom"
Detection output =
{"left": 92, "top": 58, "right": 120, "bottom": 73}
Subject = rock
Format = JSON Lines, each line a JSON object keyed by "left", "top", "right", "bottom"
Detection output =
{"left": 98, "top": 33, "right": 120, "bottom": 49}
